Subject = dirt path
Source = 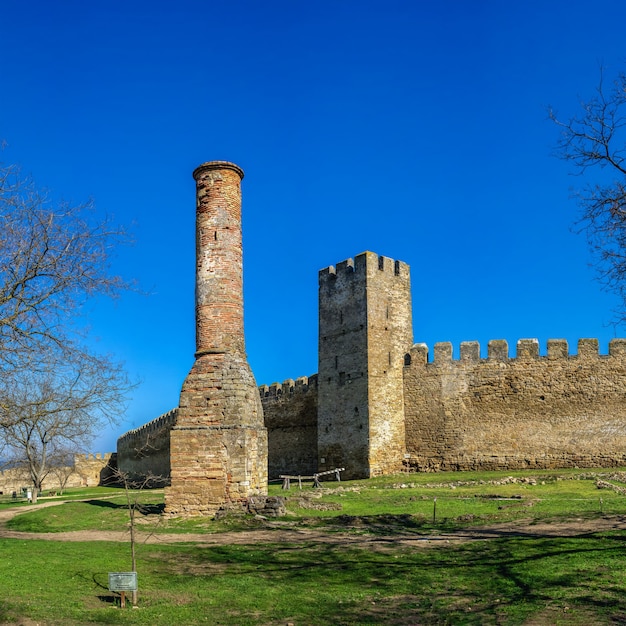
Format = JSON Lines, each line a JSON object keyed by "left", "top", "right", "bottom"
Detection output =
{"left": 2, "top": 500, "right": 626, "bottom": 548}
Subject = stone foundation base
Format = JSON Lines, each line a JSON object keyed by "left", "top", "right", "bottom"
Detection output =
{"left": 165, "top": 424, "right": 267, "bottom": 517}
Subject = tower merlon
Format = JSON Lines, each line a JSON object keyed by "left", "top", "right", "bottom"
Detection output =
{"left": 517, "top": 338, "right": 540, "bottom": 359}
{"left": 609, "top": 338, "right": 626, "bottom": 355}
{"left": 434, "top": 342, "right": 453, "bottom": 363}
{"left": 488, "top": 339, "right": 509, "bottom": 361}
{"left": 547, "top": 339, "right": 569, "bottom": 359}
{"left": 460, "top": 341, "right": 480, "bottom": 362}
{"left": 319, "top": 251, "right": 410, "bottom": 285}
{"left": 578, "top": 338, "right": 599, "bottom": 356}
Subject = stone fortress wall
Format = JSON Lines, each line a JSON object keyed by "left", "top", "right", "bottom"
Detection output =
{"left": 116, "top": 409, "right": 176, "bottom": 483}
{"left": 0, "top": 453, "right": 116, "bottom": 495}
{"left": 114, "top": 159, "right": 626, "bottom": 488}
{"left": 258, "top": 342, "right": 626, "bottom": 479}
{"left": 254, "top": 252, "right": 626, "bottom": 478}
{"left": 118, "top": 250, "right": 626, "bottom": 482}
{"left": 403, "top": 337, "right": 626, "bottom": 471}
{"left": 259, "top": 376, "right": 318, "bottom": 478}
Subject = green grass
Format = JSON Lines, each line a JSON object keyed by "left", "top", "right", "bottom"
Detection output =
{"left": 279, "top": 468, "right": 626, "bottom": 531}
{"left": 2, "top": 468, "right": 626, "bottom": 624}
{"left": 1, "top": 533, "right": 626, "bottom": 624}
{"left": 8, "top": 468, "right": 626, "bottom": 535}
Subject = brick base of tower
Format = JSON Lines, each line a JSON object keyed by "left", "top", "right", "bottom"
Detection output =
{"left": 165, "top": 353, "right": 268, "bottom": 517}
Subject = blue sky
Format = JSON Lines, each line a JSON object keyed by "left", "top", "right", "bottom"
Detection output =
{"left": 1, "top": 1, "right": 626, "bottom": 453}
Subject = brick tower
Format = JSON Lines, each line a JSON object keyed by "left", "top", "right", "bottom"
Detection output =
{"left": 165, "top": 161, "right": 267, "bottom": 516}
{"left": 317, "top": 252, "right": 412, "bottom": 478}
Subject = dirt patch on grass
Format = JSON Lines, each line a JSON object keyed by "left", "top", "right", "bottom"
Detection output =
{"left": 1, "top": 500, "right": 626, "bottom": 549}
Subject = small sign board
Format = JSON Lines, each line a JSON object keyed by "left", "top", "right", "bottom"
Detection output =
{"left": 108, "top": 572, "right": 138, "bottom": 592}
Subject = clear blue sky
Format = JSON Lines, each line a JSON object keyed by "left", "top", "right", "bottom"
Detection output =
{"left": 1, "top": 1, "right": 625, "bottom": 453}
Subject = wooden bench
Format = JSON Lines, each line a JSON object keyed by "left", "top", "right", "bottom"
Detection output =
{"left": 279, "top": 467, "right": 345, "bottom": 490}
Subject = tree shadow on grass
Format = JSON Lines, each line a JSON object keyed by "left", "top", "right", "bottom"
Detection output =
{"left": 323, "top": 513, "right": 449, "bottom": 535}
{"left": 147, "top": 532, "right": 626, "bottom": 625}
{"left": 83, "top": 499, "right": 164, "bottom": 515}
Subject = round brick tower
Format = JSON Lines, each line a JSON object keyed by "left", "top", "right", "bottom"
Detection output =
{"left": 165, "top": 161, "right": 268, "bottom": 517}
{"left": 194, "top": 161, "right": 246, "bottom": 357}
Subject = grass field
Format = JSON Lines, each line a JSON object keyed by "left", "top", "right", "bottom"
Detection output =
{"left": 1, "top": 468, "right": 626, "bottom": 625}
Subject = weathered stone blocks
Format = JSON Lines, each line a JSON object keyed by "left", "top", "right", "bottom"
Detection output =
{"left": 164, "top": 162, "right": 267, "bottom": 517}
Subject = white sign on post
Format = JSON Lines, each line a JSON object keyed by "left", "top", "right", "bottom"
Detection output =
{"left": 108, "top": 572, "right": 138, "bottom": 592}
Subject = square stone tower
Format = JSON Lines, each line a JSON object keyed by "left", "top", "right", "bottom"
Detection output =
{"left": 317, "top": 252, "right": 413, "bottom": 479}
{"left": 165, "top": 161, "right": 268, "bottom": 516}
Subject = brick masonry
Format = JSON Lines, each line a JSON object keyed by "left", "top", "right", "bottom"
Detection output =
{"left": 163, "top": 162, "right": 267, "bottom": 517}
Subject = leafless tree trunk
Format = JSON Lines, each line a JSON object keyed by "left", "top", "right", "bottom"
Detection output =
{"left": 47, "top": 448, "right": 78, "bottom": 494}
{"left": 111, "top": 467, "right": 164, "bottom": 608}
{"left": 0, "top": 355, "right": 130, "bottom": 501}
{"left": 0, "top": 158, "right": 134, "bottom": 493}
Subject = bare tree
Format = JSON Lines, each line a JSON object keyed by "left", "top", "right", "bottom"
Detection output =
{"left": 550, "top": 69, "right": 626, "bottom": 319}
{"left": 0, "top": 353, "right": 130, "bottom": 502}
{"left": 106, "top": 463, "right": 165, "bottom": 608}
{"left": 0, "top": 160, "right": 130, "bottom": 374}
{"left": 0, "top": 158, "right": 134, "bottom": 497}
{"left": 47, "top": 447, "right": 80, "bottom": 495}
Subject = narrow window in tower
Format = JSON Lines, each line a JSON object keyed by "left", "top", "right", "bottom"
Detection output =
{"left": 378, "top": 255, "right": 384, "bottom": 270}
{"left": 389, "top": 352, "right": 392, "bottom": 366}
{"left": 386, "top": 305, "right": 389, "bottom": 319}
{"left": 394, "top": 260, "right": 400, "bottom": 275}
{"left": 340, "top": 311, "right": 343, "bottom": 324}
{"left": 214, "top": 231, "right": 218, "bottom": 240}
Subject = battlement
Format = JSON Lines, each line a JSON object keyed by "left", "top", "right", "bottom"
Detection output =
{"left": 117, "top": 408, "right": 178, "bottom": 447}
{"left": 76, "top": 452, "right": 115, "bottom": 462}
{"left": 407, "top": 338, "right": 626, "bottom": 366}
{"left": 259, "top": 374, "right": 318, "bottom": 400}
{"left": 319, "top": 251, "right": 409, "bottom": 285}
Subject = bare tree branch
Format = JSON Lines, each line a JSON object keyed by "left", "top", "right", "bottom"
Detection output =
{"left": 0, "top": 158, "right": 136, "bottom": 499}
{"left": 550, "top": 68, "right": 626, "bottom": 322}
{"left": 0, "top": 161, "right": 133, "bottom": 367}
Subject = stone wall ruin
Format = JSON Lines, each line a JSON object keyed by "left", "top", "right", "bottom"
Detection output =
{"left": 116, "top": 163, "right": 626, "bottom": 504}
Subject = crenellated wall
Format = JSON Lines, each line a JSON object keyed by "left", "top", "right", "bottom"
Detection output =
{"left": 75, "top": 452, "right": 118, "bottom": 486}
{"left": 404, "top": 338, "right": 626, "bottom": 471}
{"left": 117, "top": 409, "right": 177, "bottom": 484}
{"left": 0, "top": 453, "right": 116, "bottom": 494}
{"left": 259, "top": 375, "right": 318, "bottom": 478}
{"left": 115, "top": 245, "right": 626, "bottom": 486}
